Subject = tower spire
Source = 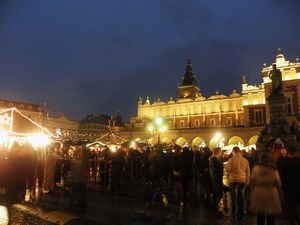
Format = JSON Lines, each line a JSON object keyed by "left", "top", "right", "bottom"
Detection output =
{"left": 178, "top": 58, "right": 200, "bottom": 99}
{"left": 182, "top": 58, "right": 197, "bottom": 86}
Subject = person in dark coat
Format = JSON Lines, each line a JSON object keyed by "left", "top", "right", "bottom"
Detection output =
{"left": 281, "top": 143, "right": 300, "bottom": 225}
{"left": 199, "top": 147, "right": 213, "bottom": 203}
{"left": 142, "top": 146, "right": 151, "bottom": 183}
{"left": 148, "top": 146, "right": 163, "bottom": 187}
{"left": 209, "top": 147, "right": 224, "bottom": 214}
{"left": 180, "top": 147, "right": 193, "bottom": 205}
{"left": 67, "top": 146, "right": 89, "bottom": 212}
{"left": 6, "top": 142, "right": 27, "bottom": 203}
{"left": 172, "top": 149, "right": 182, "bottom": 198}
{"left": 109, "top": 147, "right": 125, "bottom": 194}
{"left": 191, "top": 145, "right": 201, "bottom": 184}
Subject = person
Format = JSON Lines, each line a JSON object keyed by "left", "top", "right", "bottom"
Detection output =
{"left": 225, "top": 146, "right": 250, "bottom": 221}
{"left": 172, "top": 149, "right": 182, "bottom": 198}
{"left": 209, "top": 147, "right": 224, "bottom": 215}
{"left": 147, "top": 146, "right": 164, "bottom": 203}
{"left": 191, "top": 145, "right": 201, "bottom": 184}
{"left": 244, "top": 147, "right": 257, "bottom": 171}
{"left": 108, "top": 147, "right": 125, "bottom": 194}
{"left": 142, "top": 146, "right": 151, "bottom": 184}
{"left": 276, "top": 148, "right": 289, "bottom": 182}
{"left": 67, "top": 146, "right": 89, "bottom": 212}
{"left": 35, "top": 147, "right": 45, "bottom": 190}
{"left": 6, "top": 142, "right": 28, "bottom": 203}
{"left": 43, "top": 146, "right": 59, "bottom": 194}
{"left": 180, "top": 146, "right": 193, "bottom": 205}
{"left": 148, "top": 146, "right": 162, "bottom": 187}
{"left": 199, "top": 147, "right": 213, "bottom": 204}
{"left": 22, "top": 142, "right": 37, "bottom": 199}
{"left": 280, "top": 143, "right": 300, "bottom": 225}
{"left": 269, "top": 63, "right": 283, "bottom": 95}
{"left": 250, "top": 152, "right": 282, "bottom": 225}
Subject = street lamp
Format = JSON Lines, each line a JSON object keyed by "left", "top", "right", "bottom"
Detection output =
{"left": 214, "top": 133, "right": 224, "bottom": 148}
{"left": 147, "top": 117, "right": 167, "bottom": 145}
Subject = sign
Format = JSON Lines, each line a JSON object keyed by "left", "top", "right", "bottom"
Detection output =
{"left": 0, "top": 113, "right": 12, "bottom": 132}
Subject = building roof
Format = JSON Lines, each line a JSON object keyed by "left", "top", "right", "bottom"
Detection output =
{"left": 181, "top": 58, "right": 198, "bottom": 86}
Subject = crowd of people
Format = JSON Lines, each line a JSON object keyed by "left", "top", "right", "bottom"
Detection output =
{"left": 95, "top": 143, "right": 299, "bottom": 225}
{"left": 0, "top": 140, "right": 299, "bottom": 224}
{"left": 0, "top": 142, "right": 90, "bottom": 212}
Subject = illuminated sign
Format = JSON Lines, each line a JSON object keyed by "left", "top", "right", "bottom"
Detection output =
{"left": 0, "top": 113, "right": 12, "bottom": 131}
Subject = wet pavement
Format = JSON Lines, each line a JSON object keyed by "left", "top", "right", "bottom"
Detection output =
{"left": 0, "top": 180, "right": 292, "bottom": 225}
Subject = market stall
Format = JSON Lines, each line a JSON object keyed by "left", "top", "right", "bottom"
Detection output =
{"left": 0, "top": 107, "right": 56, "bottom": 149}
{"left": 0, "top": 108, "right": 57, "bottom": 201}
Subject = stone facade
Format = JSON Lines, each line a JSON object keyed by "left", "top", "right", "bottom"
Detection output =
{"left": 121, "top": 53, "right": 300, "bottom": 150}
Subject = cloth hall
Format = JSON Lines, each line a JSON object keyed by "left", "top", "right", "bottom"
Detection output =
{"left": 121, "top": 52, "right": 300, "bottom": 150}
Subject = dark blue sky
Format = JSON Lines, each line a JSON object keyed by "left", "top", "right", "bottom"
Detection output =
{"left": 0, "top": 0, "right": 299, "bottom": 122}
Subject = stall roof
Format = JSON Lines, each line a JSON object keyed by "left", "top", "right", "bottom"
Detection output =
{"left": 0, "top": 108, "right": 55, "bottom": 137}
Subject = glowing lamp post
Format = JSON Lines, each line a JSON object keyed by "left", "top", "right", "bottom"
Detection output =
{"left": 147, "top": 117, "right": 167, "bottom": 145}
{"left": 214, "top": 133, "right": 225, "bottom": 148}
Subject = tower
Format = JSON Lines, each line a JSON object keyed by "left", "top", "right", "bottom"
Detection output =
{"left": 178, "top": 59, "right": 201, "bottom": 99}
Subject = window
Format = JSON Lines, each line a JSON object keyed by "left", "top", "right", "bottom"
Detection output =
{"left": 226, "top": 117, "right": 232, "bottom": 126}
{"left": 28, "top": 106, "right": 33, "bottom": 110}
{"left": 180, "top": 120, "right": 185, "bottom": 128}
{"left": 286, "top": 97, "right": 292, "bottom": 116}
{"left": 254, "top": 109, "right": 263, "bottom": 124}
{"left": 209, "top": 118, "right": 215, "bottom": 127}
{"left": 241, "top": 117, "right": 244, "bottom": 126}
{"left": 195, "top": 119, "right": 199, "bottom": 127}
{"left": 8, "top": 103, "right": 14, "bottom": 107}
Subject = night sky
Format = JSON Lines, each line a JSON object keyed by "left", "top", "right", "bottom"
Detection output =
{"left": 0, "top": 0, "right": 299, "bottom": 122}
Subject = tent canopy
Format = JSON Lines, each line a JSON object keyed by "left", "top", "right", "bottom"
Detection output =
{"left": 0, "top": 108, "right": 55, "bottom": 137}
{"left": 92, "top": 128, "right": 128, "bottom": 146}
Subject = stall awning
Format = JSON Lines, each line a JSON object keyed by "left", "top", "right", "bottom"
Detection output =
{"left": 0, "top": 108, "right": 55, "bottom": 137}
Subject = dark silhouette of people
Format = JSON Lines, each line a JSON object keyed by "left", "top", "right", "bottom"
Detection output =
{"left": 108, "top": 147, "right": 125, "bottom": 194}
{"left": 209, "top": 147, "right": 224, "bottom": 214}
{"left": 142, "top": 146, "right": 151, "bottom": 183}
{"left": 172, "top": 149, "right": 182, "bottom": 198}
{"left": 5, "top": 141, "right": 37, "bottom": 203}
{"left": 67, "top": 146, "right": 89, "bottom": 212}
{"left": 199, "top": 147, "right": 213, "bottom": 204}
{"left": 191, "top": 145, "right": 201, "bottom": 184}
{"left": 180, "top": 147, "right": 193, "bottom": 205}
{"left": 148, "top": 146, "right": 162, "bottom": 187}
{"left": 280, "top": 143, "right": 300, "bottom": 225}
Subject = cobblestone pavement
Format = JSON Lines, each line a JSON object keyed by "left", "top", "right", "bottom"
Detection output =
{"left": 0, "top": 181, "right": 293, "bottom": 225}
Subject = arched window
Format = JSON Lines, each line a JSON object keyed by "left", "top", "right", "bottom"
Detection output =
{"left": 210, "top": 118, "right": 215, "bottom": 127}
{"left": 195, "top": 119, "right": 199, "bottom": 127}
{"left": 180, "top": 120, "right": 185, "bottom": 128}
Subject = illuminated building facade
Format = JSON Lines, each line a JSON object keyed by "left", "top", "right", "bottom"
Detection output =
{"left": 122, "top": 52, "right": 300, "bottom": 149}
{"left": 0, "top": 99, "right": 44, "bottom": 121}
{"left": 0, "top": 99, "right": 122, "bottom": 142}
{"left": 0, "top": 99, "right": 79, "bottom": 140}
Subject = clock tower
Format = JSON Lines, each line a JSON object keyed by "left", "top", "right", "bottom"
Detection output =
{"left": 178, "top": 59, "right": 201, "bottom": 99}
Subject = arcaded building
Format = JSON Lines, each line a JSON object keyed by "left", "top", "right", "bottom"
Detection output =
{"left": 121, "top": 52, "right": 300, "bottom": 150}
